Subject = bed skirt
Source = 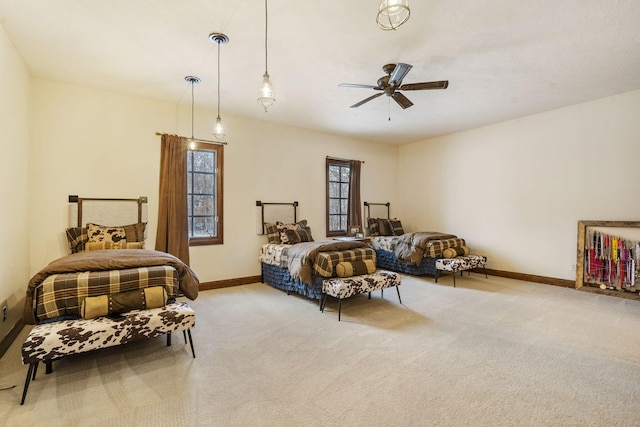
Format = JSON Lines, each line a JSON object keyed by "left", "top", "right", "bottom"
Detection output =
{"left": 374, "top": 249, "right": 439, "bottom": 276}
{"left": 261, "top": 263, "right": 324, "bottom": 300}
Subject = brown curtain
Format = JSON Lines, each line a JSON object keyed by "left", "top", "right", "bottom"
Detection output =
{"left": 347, "top": 160, "right": 362, "bottom": 230}
{"left": 155, "top": 134, "right": 190, "bottom": 265}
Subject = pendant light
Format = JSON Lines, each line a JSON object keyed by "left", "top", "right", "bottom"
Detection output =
{"left": 257, "top": 0, "right": 275, "bottom": 112}
{"left": 209, "top": 32, "right": 228, "bottom": 141}
{"left": 185, "top": 76, "right": 200, "bottom": 151}
{"left": 376, "top": 0, "right": 411, "bottom": 31}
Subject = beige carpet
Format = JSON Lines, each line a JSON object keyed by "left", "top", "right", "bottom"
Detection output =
{"left": 1, "top": 273, "right": 640, "bottom": 426}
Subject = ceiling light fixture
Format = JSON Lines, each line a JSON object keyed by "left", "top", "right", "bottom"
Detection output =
{"left": 257, "top": 0, "right": 275, "bottom": 112}
{"left": 185, "top": 75, "right": 200, "bottom": 151}
{"left": 209, "top": 32, "right": 228, "bottom": 141}
{"left": 376, "top": 0, "right": 411, "bottom": 31}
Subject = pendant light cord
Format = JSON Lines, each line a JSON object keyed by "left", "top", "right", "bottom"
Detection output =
{"left": 191, "top": 81, "right": 195, "bottom": 139}
{"left": 217, "top": 42, "right": 221, "bottom": 117}
{"left": 264, "top": 0, "right": 268, "bottom": 73}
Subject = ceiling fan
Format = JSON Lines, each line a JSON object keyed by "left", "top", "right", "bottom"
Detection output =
{"left": 339, "top": 63, "right": 448, "bottom": 109}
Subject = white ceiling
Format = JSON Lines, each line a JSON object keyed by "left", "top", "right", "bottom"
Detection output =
{"left": 1, "top": 0, "right": 639, "bottom": 144}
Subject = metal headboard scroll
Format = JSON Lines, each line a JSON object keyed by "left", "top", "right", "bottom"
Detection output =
{"left": 68, "top": 195, "right": 147, "bottom": 227}
{"left": 364, "top": 201, "right": 390, "bottom": 220}
{"left": 256, "top": 201, "right": 298, "bottom": 234}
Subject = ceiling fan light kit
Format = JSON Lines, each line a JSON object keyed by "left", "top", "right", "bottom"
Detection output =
{"left": 377, "top": 0, "right": 411, "bottom": 31}
{"left": 339, "top": 63, "right": 448, "bottom": 109}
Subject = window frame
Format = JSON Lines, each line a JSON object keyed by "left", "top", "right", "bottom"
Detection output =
{"left": 326, "top": 158, "right": 350, "bottom": 237}
{"left": 187, "top": 142, "right": 224, "bottom": 246}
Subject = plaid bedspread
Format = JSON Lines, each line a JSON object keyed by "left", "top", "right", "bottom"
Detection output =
{"left": 314, "top": 248, "right": 376, "bottom": 278}
{"left": 285, "top": 240, "right": 373, "bottom": 285}
{"left": 371, "top": 235, "right": 466, "bottom": 258}
{"left": 34, "top": 266, "right": 179, "bottom": 323}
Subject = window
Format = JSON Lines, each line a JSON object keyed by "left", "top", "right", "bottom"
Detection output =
{"left": 187, "top": 143, "right": 223, "bottom": 245}
{"left": 326, "top": 158, "right": 350, "bottom": 236}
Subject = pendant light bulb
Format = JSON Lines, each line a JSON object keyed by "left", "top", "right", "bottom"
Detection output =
{"left": 258, "top": 72, "right": 275, "bottom": 112}
{"left": 213, "top": 116, "right": 225, "bottom": 141}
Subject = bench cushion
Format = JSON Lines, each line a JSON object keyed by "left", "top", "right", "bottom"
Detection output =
{"left": 22, "top": 301, "right": 195, "bottom": 364}
{"left": 322, "top": 270, "right": 401, "bottom": 299}
{"left": 435, "top": 255, "right": 487, "bottom": 273}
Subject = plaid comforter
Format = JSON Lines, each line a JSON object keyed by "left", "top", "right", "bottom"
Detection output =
{"left": 24, "top": 249, "right": 200, "bottom": 324}
{"left": 34, "top": 266, "right": 178, "bottom": 323}
{"left": 285, "top": 240, "right": 374, "bottom": 285}
{"left": 394, "top": 232, "right": 461, "bottom": 265}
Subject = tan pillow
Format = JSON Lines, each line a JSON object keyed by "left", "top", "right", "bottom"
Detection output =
{"left": 442, "top": 246, "right": 470, "bottom": 259}
{"left": 335, "top": 259, "right": 376, "bottom": 278}
{"left": 85, "top": 241, "right": 144, "bottom": 251}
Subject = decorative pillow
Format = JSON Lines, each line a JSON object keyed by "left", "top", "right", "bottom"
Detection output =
{"left": 442, "top": 246, "right": 470, "bottom": 259}
{"left": 284, "top": 228, "right": 314, "bottom": 244}
{"left": 123, "top": 222, "right": 146, "bottom": 242}
{"left": 87, "top": 222, "right": 146, "bottom": 243}
{"left": 367, "top": 218, "right": 380, "bottom": 236}
{"left": 277, "top": 220, "right": 309, "bottom": 244}
{"left": 335, "top": 259, "right": 376, "bottom": 278}
{"left": 66, "top": 227, "right": 88, "bottom": 253}
{"left": 377, "top": 218, "right": 394, "bottom": 236}
{"left": 264, "top": 222, "right": 280, "bottom": 244}
{"left": 85, "top": 241, "right": 145, "bottom": 251}
{"left": 81, "top": 286, "right": 167, "bottom": 320}
{"left": 389, "top": 219, "right": 405, "bottom": 236}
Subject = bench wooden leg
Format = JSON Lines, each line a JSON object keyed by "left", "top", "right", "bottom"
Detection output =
{"left": 167, "top": 333, "right": 172, "bottom": 347}
{"left": 20, "top": 362, "right": 37, "bottom": 405}
{"left": 396, "top": 286, "right": 402, "bottom": 304}
{"left": 338, "top": 299, "right": 342, "bottom": 322}
{"left": 45, "top": 360, "right": 52, "bottom": 374}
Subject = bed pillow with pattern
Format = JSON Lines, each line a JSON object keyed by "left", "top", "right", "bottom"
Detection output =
{"left": 367, "top": 218, "right": 380, "bottom": 236}
{"left": 276, "top": 219, "right": 313, "bottom": 245}
{"left": 66, "top": 222, "right": 147, "bottom": 253}
{"left": 264, "top": 222, "right": 281, "bottom": 244}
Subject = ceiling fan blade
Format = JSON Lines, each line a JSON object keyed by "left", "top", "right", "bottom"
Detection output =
{"left": 389, "top": 63, "right": 412, "bottom": 87}
{"left": 399, "top": 80, "right": 449, "bottom": 91}
{"left": 350, "top": 92, "right": 384, "bottom": 108}
{"left": 339, "top": 83, "right": 382, "bottom": 90}
{"left": 391, "top": 92, "right": 413, "bottom": 109}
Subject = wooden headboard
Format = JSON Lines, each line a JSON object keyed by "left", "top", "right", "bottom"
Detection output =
{"left": 68, "top": 195, "right": 148, "bottom": 227}
{"left": 364, "top": 201, "right": 390, "bottom": 220}
{"left": 256, "top": 201, "right": 298, "bottom": 234}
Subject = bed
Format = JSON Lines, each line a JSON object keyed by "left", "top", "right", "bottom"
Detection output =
{"left": 364, "top": 201, "right": 468, "bottom": 276}
{"left": 257, "top": 201, "right": 376, "bottom": 301}
{"left": 23, "top": 196, "right": 199, "bottom": 325}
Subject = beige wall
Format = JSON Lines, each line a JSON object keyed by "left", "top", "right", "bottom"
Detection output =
{"left": 0, "top": 24, "right": 30, "bottom": 340}
{"left": 28, "top": 79, "right": 399, "bottom": 283}
{"left": 398, "top": 90, "right": 640, "bottom": 280}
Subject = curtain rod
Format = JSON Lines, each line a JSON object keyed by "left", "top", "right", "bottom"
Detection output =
{"left": 155, "top": 132, "right": 227, "bottom": 146}
{"left": 326, "top": 156, "right": 365, "bottom": 164}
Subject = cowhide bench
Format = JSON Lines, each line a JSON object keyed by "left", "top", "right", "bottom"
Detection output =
{"left": 320, "top": 270, "right": 402, "bottom": 321}
{"left": 435, "top": 255, "right": 487, "bottom": 287}
{"left": 20, "top": 301, "right": 195, "bottom": 405}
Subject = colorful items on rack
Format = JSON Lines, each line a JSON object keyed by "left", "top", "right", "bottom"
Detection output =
{"left": 584, "top": 229, "right": 639, "bottom": 290}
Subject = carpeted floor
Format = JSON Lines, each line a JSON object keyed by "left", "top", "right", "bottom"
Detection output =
{"left": 1, "top": 273, "right": 640, "bottom": 426}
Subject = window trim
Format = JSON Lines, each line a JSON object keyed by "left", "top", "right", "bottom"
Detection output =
{"left": 187, "top": 142, "right": 224, "bottom": 246}
{"left": 326, "top": 158, "right": 350, "bottom": 237}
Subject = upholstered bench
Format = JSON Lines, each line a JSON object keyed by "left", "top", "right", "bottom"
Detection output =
{"left": 320, "top": 270, "right": 402, "bottom": 321}
{"left": 435, "top": 255, "right": 487, "bottom": 287}
{"left": 20, "top": 301, "right": 196, "bottom": 405}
